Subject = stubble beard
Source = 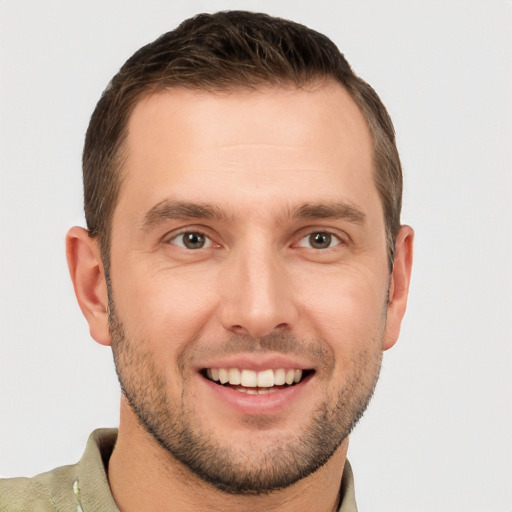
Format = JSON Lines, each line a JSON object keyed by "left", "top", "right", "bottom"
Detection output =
{"left": 108, "top": 303, "right": 384, "bottom": 495}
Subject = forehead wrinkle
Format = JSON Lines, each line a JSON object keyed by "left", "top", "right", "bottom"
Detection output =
{"left": 141, "top": 199, "right": 233, "bottom": 231}
{"left": 217, "top": 143, "right": 299, "bottom": 149}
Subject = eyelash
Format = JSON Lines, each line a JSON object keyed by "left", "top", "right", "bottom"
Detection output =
{"left": 295, "top": 231, "right": 343, "bottom": 250}
{"left": 166, "top": 229, "right": 344, "bottom": 251}
{"left": 168, "top": 231, "right": 216, "bottom": 250}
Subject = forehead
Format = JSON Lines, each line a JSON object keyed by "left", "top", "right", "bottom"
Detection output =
{"left": 116, "top": 83, "right": 377, "bottom": 224}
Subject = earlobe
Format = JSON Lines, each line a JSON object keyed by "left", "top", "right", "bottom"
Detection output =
{"left": 66, "top": 226, "right": 111, "bottom": 346}
{"left": 383, "top": 225, "right": 414, "bottom": 350}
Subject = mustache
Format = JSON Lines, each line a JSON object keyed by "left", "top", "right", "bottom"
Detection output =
{"left": 182, "top": 332, "right": 333, "bottom": 366}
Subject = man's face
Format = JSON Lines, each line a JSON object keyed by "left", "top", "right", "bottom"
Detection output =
{"left": 107, "top": 83, "right": 394, "bottom": 493}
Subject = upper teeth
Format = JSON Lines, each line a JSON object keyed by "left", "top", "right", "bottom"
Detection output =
{"left": 206, "top": 368, "right": 303, "bottom": 387}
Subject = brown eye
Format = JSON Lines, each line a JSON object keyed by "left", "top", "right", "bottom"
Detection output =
{"left": 309, "top": 232, "right": 332, "bottom": 249}
{"left": 171, "top": 232, "right": 212, "bottom": 249}
{"left": 183, "top": 232, "right": 205, "bottom": 249}
{"left": 297, "top": 231, "right": 340, "bottom": 250}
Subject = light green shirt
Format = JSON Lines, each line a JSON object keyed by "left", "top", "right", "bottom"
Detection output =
{"left": 0, "top": 429, "right": 357, "bottom": 511}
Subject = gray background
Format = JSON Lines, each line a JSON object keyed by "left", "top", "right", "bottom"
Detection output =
{"left": 1, "top": 1, "right": 511, "bottom": 510}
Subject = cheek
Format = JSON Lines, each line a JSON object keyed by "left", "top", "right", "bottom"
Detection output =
{"left": 110, "top": 261, "right": 220, "bottom": 354}
{"left": 298, "top": 265, "right": 388, "bottom": 352}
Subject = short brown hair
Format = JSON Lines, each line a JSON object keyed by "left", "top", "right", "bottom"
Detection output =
{"left": 83, "top": 11, "right": 402, "bottom": 271}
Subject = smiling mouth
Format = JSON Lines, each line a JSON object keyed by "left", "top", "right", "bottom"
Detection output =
{"left": 202, "top": 367, "right": 314, "bottom": 394}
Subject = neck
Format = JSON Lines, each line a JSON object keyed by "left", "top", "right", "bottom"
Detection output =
{"left": 108, "top": 400, "right": 349, "bottom": 512}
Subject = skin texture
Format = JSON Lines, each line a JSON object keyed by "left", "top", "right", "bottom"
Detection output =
{"left": 66, "top": 82, "right": 413, "bottom": 512}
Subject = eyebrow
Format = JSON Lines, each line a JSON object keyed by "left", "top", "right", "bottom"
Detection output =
{"left": 141, "top": 199, "right": 366, "bottom": 231}
{"left": 141, "top": 200, "right": 230, "bottom": 231}
{"left": 292, "top": 203, "right": 366, "bottom": 224}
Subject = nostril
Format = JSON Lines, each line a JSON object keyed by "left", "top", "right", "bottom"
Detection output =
{"left": 230, "top": 322, "right": 289, "bottom": 336}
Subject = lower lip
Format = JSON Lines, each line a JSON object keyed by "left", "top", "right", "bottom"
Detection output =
{"left": 202, "top": 374, "right": 313, "bottom": 416}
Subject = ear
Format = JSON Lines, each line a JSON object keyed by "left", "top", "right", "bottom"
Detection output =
{"left": 66, "top": 226, "right": 111, "bottom": 346}
{"left": 383, "top": 225, "right": 414, "bottom": 350}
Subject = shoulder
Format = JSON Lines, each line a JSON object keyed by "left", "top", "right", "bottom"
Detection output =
{"left": 0, "top": 463, "right": 79, "bottom": 511}
{"left": 0, "top": 429, "right": 118, "bottom": 512}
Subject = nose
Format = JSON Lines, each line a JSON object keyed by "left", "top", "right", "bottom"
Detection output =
{"left": 218, "top": 243, "right": 298, "bottom": 338}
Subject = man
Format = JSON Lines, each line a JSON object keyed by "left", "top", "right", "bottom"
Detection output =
{"left": 0, "top": 10, "right": 413, "bottom": 512}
